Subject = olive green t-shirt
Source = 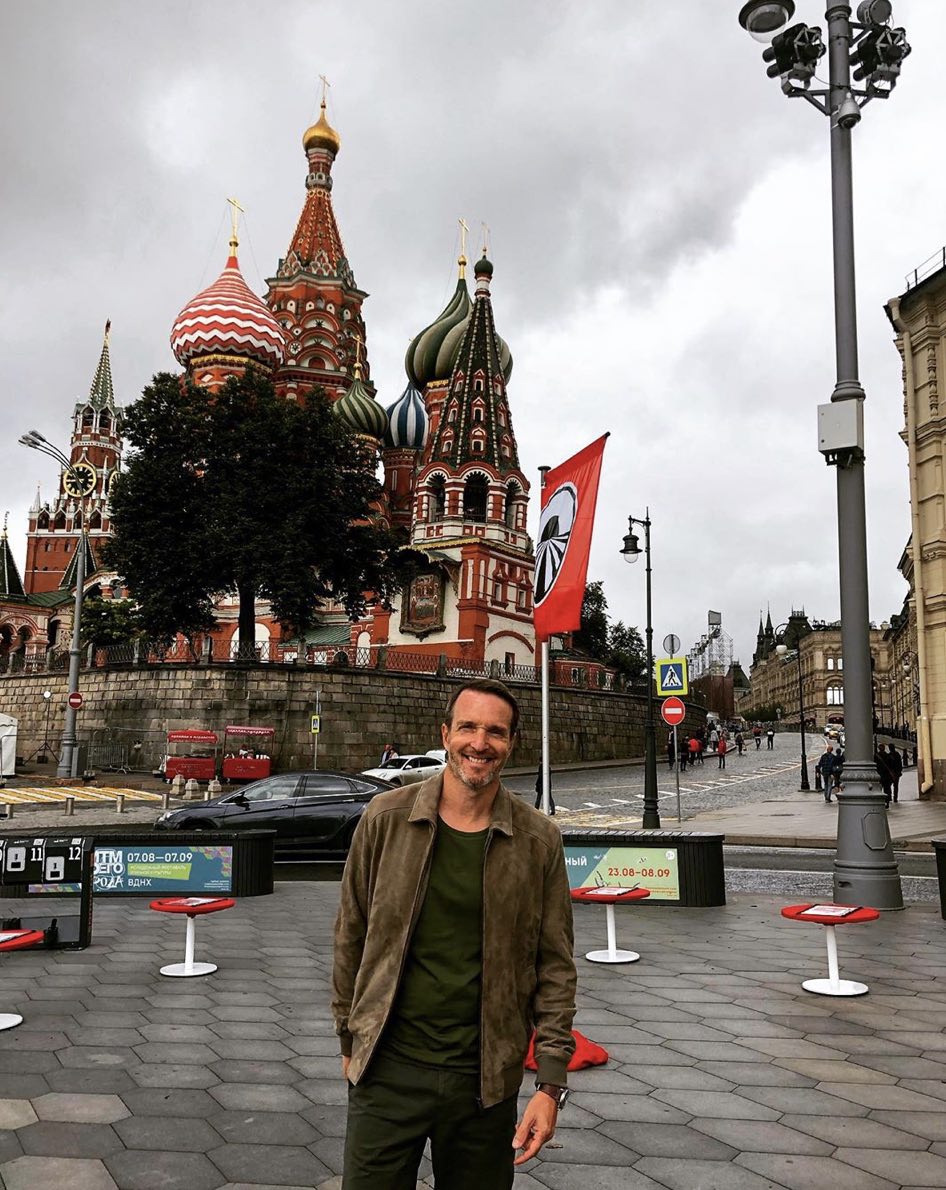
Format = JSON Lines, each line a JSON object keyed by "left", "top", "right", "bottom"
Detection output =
{"left": 381, "top": 820, "right": 487, "bottom": 1071}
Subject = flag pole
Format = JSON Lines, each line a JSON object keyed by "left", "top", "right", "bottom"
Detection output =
{"left": 538, "top": 464, "right": 551, "bottom": 816}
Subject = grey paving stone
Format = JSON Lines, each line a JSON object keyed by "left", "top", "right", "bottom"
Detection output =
{"left": 0, "top": 1049, "right": 59, "bottom": 1073}
{"left": 870, "top": 1110, "right": 946, "bottom": 1142}
{"left": 138, "top": 1023, "right": 220, "bottom": 1044}
{"left": 33, "top": 1093, "right": 130, "bottom": 1124}
{"left": 209, "top": 1083, "right": 314, "bottom": 1112}
{"left": 0, "top": 1029, "right": 69, "bottom": 1051}
{"left": 211, "top": 1059, "right": 300, "bottom": 1084}
{"left": 209, "top": 1142, "right": 331, "bottom": 1186}
{"left": 689, "top": 1117, "right": 834, "bottom": 1155}
{"left": 834, "top": 1146, "right": 946, "bottom": 1184}
{"left": 119, "top": 1088, "right": 220, "bottom": 1117}
{"left": 209, "top": 1110, "right": 320, "bottom": 1146}
{"left": 739, "top": 1084, "right": 871, "bottom": 1115}
{"left": 736, "top": 1153, "right": 898, "bottom": 1189}
{"left": 299, "top": 1104, "right": 348, "bottom": 1137}
{"left": 128, "top": 1063, "right": 220, "bottom": 1089}
{"left": 75, "top": 1013, "right": 148, "bottom": 1029}
{"left": 308, "top": 1134, "right": 344, "bottom": 1176}
{"left": 0, "top": 1155, "right": 119, "bottom": 1190}
{"left": 781, "top": 1113, "right": 929, "bottom": 1149}
{"left": 774, "top": 1057, "right": 896, "bottom": 1083}
{"left": 817, "top": 1082, "right": 946, "bottom": 1111}
{"left": 0, "top": 1125, "right": 24, "bottom": 1164}
{"left": 624, "top": 1064, "right": 735, "bottom": 1092}
{"left": 635, "top": 1156, "right": 797, "bottom": 1189}
{"left": 212, "top": 1005, "right": 282, "bottom": 1022}
{"left": 209, "top": 1039, "right": 297, "bottom": 1061}
{"left": 113, "top": 1114, "right": 220, "bottom": 1151}
{"left": 0, "top": 1097, "right": 38, "bottom": 1129}
{"left": 652, "top": 1090, "right": 781, "bottom": 1120}
{"left": 898, "top": 1078, "right": 946, "bottom": 1102}
{"left": 854, "top": 1055, "right": 946, "bottom": 1078}
{"left": 526, "top": 1165, "right": 666, "bottom": 1190}
{"left": 105, "top": 1149, "right": 225, "bottom": 1190}
{"left": 564, "top": 1093, "right": 691, "bottom": 1125}
{"left": 66, "top": 1028, "right": 145, "bottom": 1047}
{"left": 597, "top": 1121, "right": 737, "bottom": 1159}
{"left": 132, "top": 1041, "right": 219, "bottom": 1065}
{"left": 58, "top": 1046, "right": 140, "bottom": 1070}
{"left": 209, "top": 1022, "right": 289, "bottom": 1041}
{"left": 45, "top": 1068, "right": 139, "bottom": 1095}
{"left": 522, "top": 1126, "right": 640, "bottom": 1166}
{"left": 17, "top": 1120, "right": 125, "bottom": 1158}
{"left": 664, "top": 1041, "right": 772, "bottom": 1062}
{"left": 144, "top": 1008, "right": 218, "bottom": 1025}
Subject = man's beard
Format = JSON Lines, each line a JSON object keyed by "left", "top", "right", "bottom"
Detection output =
{"left": 447, "top": 750, "right": 501, "bottom": 791}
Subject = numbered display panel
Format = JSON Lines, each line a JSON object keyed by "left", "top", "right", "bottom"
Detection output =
{"left": 0, "top": 836, "right": 93, "bottom": 950}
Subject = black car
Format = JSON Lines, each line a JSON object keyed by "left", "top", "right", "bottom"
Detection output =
{"left": 154, "top": 770, "right": 394, "bottom": 860}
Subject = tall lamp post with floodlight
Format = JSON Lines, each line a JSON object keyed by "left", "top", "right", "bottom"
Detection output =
{"left": 738, "top": 0, "right": 907, "bottom": 908}
{"left": 18, "top": 431, "right": 94, "bottom": 779}
{"left": 621, "top": 511, "right": 660, "bottom": 830}
{"left": 774, "top": 623, "right": 811, "bottom": 790}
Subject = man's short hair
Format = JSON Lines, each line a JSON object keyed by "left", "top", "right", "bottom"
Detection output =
{"left": 444, "top": 679, "right": 520, "bottom": 737}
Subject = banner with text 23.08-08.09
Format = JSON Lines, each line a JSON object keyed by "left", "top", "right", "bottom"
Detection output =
{"left": 533, "top": 434, "right": 609, "bottom": 641}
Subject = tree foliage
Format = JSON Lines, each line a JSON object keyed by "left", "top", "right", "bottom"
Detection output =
{"left": 79, "top": 598, "right": 143, "bottom": 648}
{"left": 573, "top": 580, "right": 647, "bottom": 683}
{"left": 105, "top": 370, "right": 423, "bottom": 650}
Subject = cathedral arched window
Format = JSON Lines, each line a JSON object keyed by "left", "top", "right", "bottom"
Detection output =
{"left": 88, "top": 511, "right": 102, "bottom": 531}
{"left": 472, "top": 440, "right": 484, "bottom": 453}
{"left": 37, "top": 512, "right": 49, "bottom": 530}
{"left": 428, "top": 475, "right": 446, "bottom": 522}
{"left": 81, "top": 407, "right": 94, "bottom": 430}
{"left": 53, "top": 511, "right": 66, "bottom": 531}
{"left": 826, "top": 683, "right": 844, "bottom": 706}
{"left": 504, "top": 482, "right": 520, "bottom": 529}
{"left": 473, "top": 407, "right": 484, "bottom": 423}
{"left": 99, "top": 412, "right": 111, "bottom": 434}
{"left": 448, "top": 405, "right": 457, "bottom": 423}
{"left": 463, "top": 474, "right": 488, "bottom": 523}
{"left": 73, "top": 510, "right": 83, "bottom": 529}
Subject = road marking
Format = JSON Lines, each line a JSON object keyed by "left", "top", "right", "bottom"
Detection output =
{"left": 0, "top": 784, "right": 163, "bottom": 805}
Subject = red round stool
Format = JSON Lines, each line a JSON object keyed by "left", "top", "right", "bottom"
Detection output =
{"left": 570, "top": 886, "right": 651, "bottom": 964}
{"left": 781, "top": 903, "right": 880, "bottom": 997}
{"left": 149, "top": 897, "right": 235, "bottom": 978}
{"left": 0, "top": 929, "right": 45, "bottom": 1030}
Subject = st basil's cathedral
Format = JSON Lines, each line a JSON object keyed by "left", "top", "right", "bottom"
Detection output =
{"left": 0, "top": 99, "right": 537, "bottom": 672}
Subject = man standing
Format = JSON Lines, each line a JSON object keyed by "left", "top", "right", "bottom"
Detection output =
{"left": 886, "top": 742, "right": 903, "bottom": 803}
{"left": 333, "top": 679, "right": 577, "bottom": 1188}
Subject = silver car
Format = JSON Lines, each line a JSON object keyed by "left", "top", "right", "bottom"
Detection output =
{"left": 361, "top": 754, "right": 446, "bottom": 787}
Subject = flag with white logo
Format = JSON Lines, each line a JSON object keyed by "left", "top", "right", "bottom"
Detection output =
{"left": 533, "top": 433, "right": 608, "bottom": 641}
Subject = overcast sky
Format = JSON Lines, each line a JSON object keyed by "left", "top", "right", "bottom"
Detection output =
{"left": 1, "top": 1, "right": 939, "bottom": 669}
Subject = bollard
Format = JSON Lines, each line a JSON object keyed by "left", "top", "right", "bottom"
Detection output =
{"left": 162, "top": 791, "right": 171, "bottom": 811}
{"left": 3, "top": 802, "right": 11, "bottom": 820}
{"left": 207, "top": 777, "right": 222, "bottom": 797}
{"left": 171, "top": 774, "right": 185, "bottom": 798}
{"left": 115, "top": 793, "right": 125, "bottom": 814}
{"left": 184, "top": 778, "right": 199, "bottom": 801}
{"left": 203, "top": 788, "right": 212, "bottom": 802}
{"left": 64, "top": 795, "right": 75, "bottom": 817}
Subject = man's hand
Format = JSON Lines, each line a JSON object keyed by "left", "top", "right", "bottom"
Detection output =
{"left": 341, "top": 1055, "right": 351, "bottom": 1080}
{"left": 512, "top": 1091, "right": 558, "bottom": 1166}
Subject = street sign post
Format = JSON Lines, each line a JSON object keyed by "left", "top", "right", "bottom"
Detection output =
{"left": 660, "top": 696, "right": 686, "bottom": 823}
{"left": 67, "top": 692, "right": 83, "bottom": 710}
{"left": 311, "top": 692, "right": 321, "bottom": 770}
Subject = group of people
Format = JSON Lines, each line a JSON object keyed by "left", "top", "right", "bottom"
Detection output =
{"left": 668, "top": 724, "right": 765, "bottom": 772}
{"left": 816, "top": 738, "right": 905, "bottom": 806}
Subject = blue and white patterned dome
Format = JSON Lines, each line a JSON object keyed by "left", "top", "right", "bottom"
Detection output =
{"left": 384, "top": 381, "right": 428, "bottom": 450}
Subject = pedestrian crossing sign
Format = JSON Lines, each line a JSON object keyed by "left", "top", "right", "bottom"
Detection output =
{"left": 656, "top": 657, "right": 689, "bottom": 696}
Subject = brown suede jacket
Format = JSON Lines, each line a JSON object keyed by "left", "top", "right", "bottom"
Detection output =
{"left": 332, "top": 774, "right": 577, "bottom": 1107}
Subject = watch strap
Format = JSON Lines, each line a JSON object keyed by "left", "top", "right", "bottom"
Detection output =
{"left": 536, "top": 1083, "right": 567, "bottom": 1108}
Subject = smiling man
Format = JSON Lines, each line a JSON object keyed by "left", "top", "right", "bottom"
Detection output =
{"left": 333, "top": 678, "right": 577, "bottom": 1189}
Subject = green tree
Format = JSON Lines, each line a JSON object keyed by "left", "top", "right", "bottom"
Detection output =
{"left": 79, "top": 598, "right": 143, "bottom": 648}
{"left": 608, "top": 620, "right": 646, "bottom": 684}
{"left": 573, "top": 580, "right": 610, "bottom": 660}
{"left": 106, "top": 370, "right": 422, "bottom": 653}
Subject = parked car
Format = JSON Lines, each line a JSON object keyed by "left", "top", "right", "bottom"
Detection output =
{"left": 425, "top": 748, "right": 447, "bottom": 764}
{"left": 154, "top": 770, "right": 393, "bottom": 860}
{"left": 361, "top": 753, "right": 446, "bottom": 786}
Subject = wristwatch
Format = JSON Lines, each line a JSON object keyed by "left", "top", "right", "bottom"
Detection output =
{"left": 536, "top": 1083, "right": 569, "bottom": 1110}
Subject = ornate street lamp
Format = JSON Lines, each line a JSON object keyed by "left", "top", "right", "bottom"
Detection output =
{"left": 621, "top": 511, "right": 659, "bottom": 829}
{"left": 738, "top": 1, "right": 908, "bottom": 909}
{"left": 19, "top": 431, "right": 92, "bottom": 779}
{"left": 775, "top": 624, "right": 812, "bottom": 790}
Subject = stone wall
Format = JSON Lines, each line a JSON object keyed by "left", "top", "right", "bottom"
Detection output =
{"left": 0, "top": 665, "right": 706, "bottom": 773}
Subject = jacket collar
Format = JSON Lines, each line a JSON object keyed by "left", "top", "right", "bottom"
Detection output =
{"left": 408, "top": 771, "right": 514, "bottom": 837}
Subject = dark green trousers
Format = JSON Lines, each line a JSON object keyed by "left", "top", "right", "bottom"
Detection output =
{"left": 343, "top": 1051, "right": 517, "bottom": 1189}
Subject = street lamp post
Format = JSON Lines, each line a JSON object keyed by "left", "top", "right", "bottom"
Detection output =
{"left": 19, "top": 431, "right": 91, "bottom": 779}
{"left": 738, "top": 0, "right": 907, "bottom": 908}
{"left": 621, "top": 510, "right": 659, "bottom": 829}
{"left": 775, "top": 624, "right": 812, "bottom": 790}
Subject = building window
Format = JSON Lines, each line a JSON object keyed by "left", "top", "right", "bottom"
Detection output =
{"left": 826, "top": 683, "right": 844, "bottom": 706}
{"left": 463, "top": 474, "right": 488, "bottom": 523}
{"left": 827, "top": 657, "right": 834, "bottom": 670}
{"left": 473, "top": 407, "right": 483, "bottom": 423}
{"left": 504, "top": 482, "right": 518, "bottom": 529}
{"left": 504, "top": 652, "right": 515, "bottom": 673}
{"left": 428, "top": 475, "right": 446, "bottom": 522}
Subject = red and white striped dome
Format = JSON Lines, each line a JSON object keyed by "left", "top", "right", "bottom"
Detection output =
{"left": 170, "top": 252, "right": 286, "bottom": 370}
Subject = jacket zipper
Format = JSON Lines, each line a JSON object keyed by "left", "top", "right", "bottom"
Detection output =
{"left": 359, "top": 819, "right": 436, "bottom": 1074}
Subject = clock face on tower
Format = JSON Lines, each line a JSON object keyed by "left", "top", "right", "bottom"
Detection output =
{"left": 63, "top": 463, "right": 97, "bottom": 498}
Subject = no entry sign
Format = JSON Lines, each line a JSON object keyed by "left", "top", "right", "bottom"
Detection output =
{"left": 660, "top": 696, "right": 685, "bottom": 726}
{"left": 67, "top": 692, "right": 83, "bottom": 710}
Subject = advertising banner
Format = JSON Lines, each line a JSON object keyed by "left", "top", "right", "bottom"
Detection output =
{"left": 564, "top": 844, "right": 680, "bottom": 901}
{"left": 91, "top": 845, "right": 233, "bottom": 894}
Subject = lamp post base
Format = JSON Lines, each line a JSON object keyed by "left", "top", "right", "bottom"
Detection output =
{"left": 833, "top": 770, "right": 904, "bottom": 910}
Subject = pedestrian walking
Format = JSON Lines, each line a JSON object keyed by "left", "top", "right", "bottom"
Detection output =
{"left": 678, "top": 735, "right": 689, "bottom": 772}
{"left": 688, "top": 735, "right": 701, "bottom": 767}
{"left": 379, "top": 742, "right": 398, "bottom": 766}
{"left": 766, "top": 728, "right": 775, "bottom": 750}
{"left": 753, "top": 724, "right": 762, "bottom": 750}
{"left": 534, "top": 767, "right": 555, "bottom": 815}
{"left": 334, "top": 678, "right": 577, "bottom": 1186}
{"left": 817, "top": 744, "right": 835, "bottom": 802}
{"left": 667, "top": 732, "right": 676, "bottom": 770}
{"left": 709, "top": 727, "right": 720, "bottom": 753}
{"left": 717, "top": 736, "right": 728, "bottom": 770}
{"left": 886, "top": 743, "right": 903, "bottom": 802}
{"left": 874, "top": 746, "right": 893, "bottom": 808}
{"left": 735, "top": 731, "right": 745, "bottom": 755}
{"left": 832, "top": 746, "right": 845, "bottom": 795}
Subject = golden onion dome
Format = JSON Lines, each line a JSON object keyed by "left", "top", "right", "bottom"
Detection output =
{"left": 303, "top": 100, "right": 341, "bottom": 155}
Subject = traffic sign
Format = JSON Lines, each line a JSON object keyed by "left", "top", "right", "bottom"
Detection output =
{"left": 663, "top": 634, "right": 681, "bottom": 655}
{"left": 67, "top": 692, "right": 83, "bottom": 710}
{"left": 310, "top": 715, "right": 321, "bottom": 735}
{"left": 660, "top": 697, "right": 686, "bottom": 726}
{"left": 656, "top": 657, "right": 689, "bottom": 696}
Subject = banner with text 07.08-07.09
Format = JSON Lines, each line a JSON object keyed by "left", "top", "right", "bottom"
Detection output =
{"left": 533, "top": 434, "right": 608, "bottom": 642}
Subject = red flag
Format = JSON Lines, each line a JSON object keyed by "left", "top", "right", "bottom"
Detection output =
{"left": 533, "top": 433, "right": 608, "bottom": 641}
